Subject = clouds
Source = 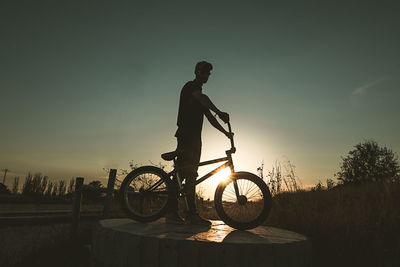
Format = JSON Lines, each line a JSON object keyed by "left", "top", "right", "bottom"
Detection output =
{"left": 352, "top": 68, "right": 400, "bottom": 97}
{"left": 349, "top": 68, "right": 400, "bottom": 110}
{"left": 352, "top": 75, "right": 390, "bottom": 96}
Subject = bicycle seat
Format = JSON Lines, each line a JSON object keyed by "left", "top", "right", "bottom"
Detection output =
{"left": 161, "top": 149, "right": 184, "bottom": 161}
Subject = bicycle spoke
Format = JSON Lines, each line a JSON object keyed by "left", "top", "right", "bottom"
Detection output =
{"left": 247, "top": 194, "right": 262, "bottom": 201}
{"left": 246, "top": 184, "right": 261, "bottom": 198}
{"left": 248, "top": 190, "right": 262, "bottom": 200}
{"left": 245, "top": 181, "right": 256, "bottom": 196}
{"left": 243, "top": 179, "right": 250, "bottom": 195}
{"left": 217, "top": 176, "right": 269, "bottom": 224}
{"left": 223, "top": 189, "right": 237, "bottom": 199}
{"left": 227, "top": 184, "right": 237, "bottom": 196}
{"left": 223, "top": 197, "right": 237, "bottom": 202}
{"left": 243, "top": 179, "right": 250, "bottom": 196}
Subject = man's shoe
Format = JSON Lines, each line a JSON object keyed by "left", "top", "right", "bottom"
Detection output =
{"left": 165, "top": 211, "right": 185, "bottom": 225}
{"left": 185, "top": 213, "right": 212, "bottom": 226}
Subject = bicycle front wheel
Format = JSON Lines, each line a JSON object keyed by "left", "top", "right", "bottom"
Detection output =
{"left": 119, "top": 166, "right": 172, "bottom": 222}
{"left": 214, "top": 172, "right": 272, "bottom": 230}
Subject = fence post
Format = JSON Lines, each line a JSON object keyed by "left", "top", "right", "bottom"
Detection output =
{"left": 71, "top": 177, "right": 84, "bottom": 239}
{"left": 102, "top": 169, "right": 117, "bottom": 219}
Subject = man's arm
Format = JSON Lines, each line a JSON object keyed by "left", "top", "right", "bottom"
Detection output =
{"left": 203, "top": 109, "right": 232, "bottom": 138}
{"left": 193, "top": 91, "right": 229, "bottom": 123}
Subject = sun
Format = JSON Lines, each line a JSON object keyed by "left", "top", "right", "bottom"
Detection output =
{"left": 212, "top": 167, "right": 232, "bottom": 184}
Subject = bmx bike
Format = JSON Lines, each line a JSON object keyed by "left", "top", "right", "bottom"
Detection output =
{"left": 119, "top": 122, "right": 272, "bottom": 230}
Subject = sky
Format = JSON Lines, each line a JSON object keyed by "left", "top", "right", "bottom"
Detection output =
{"left": 1, "top": 0, "right": 399, "bottom": 196}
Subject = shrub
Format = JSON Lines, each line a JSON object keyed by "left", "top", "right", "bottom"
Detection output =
{"left": 336, "top": 140, "right": 400, "bottom": 184}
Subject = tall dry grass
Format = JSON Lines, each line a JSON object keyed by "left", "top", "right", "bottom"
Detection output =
{"left": 266, "top": 180, "right": 400, "bottom": 266}
{"left": 198, "top": 178, "right": 400, "bottom": 266}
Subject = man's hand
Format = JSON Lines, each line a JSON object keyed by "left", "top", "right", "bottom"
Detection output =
{"left": 218, "top": 111, "right": 230, "bottom": 123}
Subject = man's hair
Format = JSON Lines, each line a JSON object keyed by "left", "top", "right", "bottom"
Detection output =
{"left": 195, "top": 61, "right": 213, "bottom": 74}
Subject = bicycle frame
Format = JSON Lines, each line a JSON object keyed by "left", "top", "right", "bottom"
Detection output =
{"left": 171, "top": 122, "right": 237, "bottom": 191}
{"left": 121, "top": 121, "right": 272, "bottom": 228}
{"left": 195, "top": 154, "right": 234, "bottom": 185}
{"left": 147, "top": 122, "right": 237, "bottom": 199}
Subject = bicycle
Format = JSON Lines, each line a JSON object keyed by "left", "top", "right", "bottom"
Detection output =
{"left": 119, "top": 122, "right": 272, "bottom": 230}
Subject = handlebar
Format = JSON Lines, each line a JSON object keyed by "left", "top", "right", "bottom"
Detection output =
{"left": 227, "top": 122, "right": 236, "bottom": 154}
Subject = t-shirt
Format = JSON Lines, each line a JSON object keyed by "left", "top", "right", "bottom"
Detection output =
{"left": 175, "top": 80, "right": 205, "bottom": 138}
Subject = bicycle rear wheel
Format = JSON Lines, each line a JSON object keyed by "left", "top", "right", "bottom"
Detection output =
{"left": 119, "top": 166, "right": 172, "bottom": 222}
{"left": 214, "top": 172, "right": 272, "bottom": 230}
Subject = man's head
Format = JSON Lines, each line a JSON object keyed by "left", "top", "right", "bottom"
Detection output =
{"left": 194, "top": 61, "right": 213, "bottom": 84}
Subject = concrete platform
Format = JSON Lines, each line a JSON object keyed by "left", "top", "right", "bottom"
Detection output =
{"left": 92, "top": 218, "right": 311, "bottom": 267}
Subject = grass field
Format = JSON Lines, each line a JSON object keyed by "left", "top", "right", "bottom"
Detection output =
{"left": 266, "top": 180, "right": 400, "bottom": 267}
{"left": 198, "top": 180, "right": 400, "bottom": 267}
{"left": 1, "top": 180, "right": 399, "bottom": 267}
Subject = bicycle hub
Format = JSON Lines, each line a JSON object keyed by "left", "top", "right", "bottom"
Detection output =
{"left": 237, "top": 195, "right": 247, "bottom": 206}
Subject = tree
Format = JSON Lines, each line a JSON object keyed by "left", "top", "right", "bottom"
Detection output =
{"left": 58, "top": 180, "right": 66, "bottom": 196}
{"left": 326, "top": 178, "right": 336, "bottom": 190}
{"left": 45, "top": 181, "right": 54, "bottom": 196}
{"left": 335, "top": 140, "right": 400, "bottom": 184}
{"left": 67, "top": 178, "right": 75, "bottom": 194}
{"left": 12, "top": 177, "right": 19, "bottom": 194}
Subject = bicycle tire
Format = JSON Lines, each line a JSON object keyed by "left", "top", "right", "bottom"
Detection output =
{"left": 119, "top": 166, "right": 172, "bottom": 222}
{"left": 214, "top": 171, "right": 272, "bottom": 230}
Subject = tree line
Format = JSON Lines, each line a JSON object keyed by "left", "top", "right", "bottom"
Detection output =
{"left": 1, "top": 139, "right": 399, "bottom": 197}
{"left": 0, "top": 173, "right": 105, "bottom": 202}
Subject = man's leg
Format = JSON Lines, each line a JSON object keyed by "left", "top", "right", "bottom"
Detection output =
{"left": 165, "top": 142, "right": 185, "bottom": 224}
{"left": 183, "top": 141, "right": 211, "bottom": 226}
{"left": 169, "top": 134, "right": 210, "bottom": 225}
{"left": 184, "top": 173, "right": 197, "bottom": 214}
{"left": 184, "top": 172, "right": 211, "bottom": 226}
{"left": 165, "top": 176, "right": 185, "bottom": 224}
{"left": 180, "top": 137, "right": 200, "bottom": 214}
{"left": 169, "top": 175, "right": 179, "bottom": 211}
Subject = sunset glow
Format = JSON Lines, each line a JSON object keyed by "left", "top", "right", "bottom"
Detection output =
{"left": 212, "top": 167, "right": 232, "bottom": 184}
{"left": 1, "top": 1, "right": 399, "bottom": 195}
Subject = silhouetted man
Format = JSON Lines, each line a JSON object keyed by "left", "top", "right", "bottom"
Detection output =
{"left": 166, "top": 61, "right": 232, "bottom": 225}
